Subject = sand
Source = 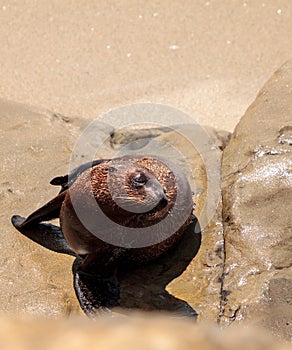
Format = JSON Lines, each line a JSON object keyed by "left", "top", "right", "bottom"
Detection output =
{"left": 0, "top": 0, "right": 292, "bottom": 132}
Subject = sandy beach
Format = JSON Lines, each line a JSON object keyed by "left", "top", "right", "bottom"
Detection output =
{"left": 0, "top": 0, "right": 291, "bottom": 131}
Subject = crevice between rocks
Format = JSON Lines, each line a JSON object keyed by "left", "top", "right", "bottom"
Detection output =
{"left": 217, "top": 164, "right": 228, "bottom": 325}
{"left": 217, "top": 193, "right": 242, "bottom": 326}
{"left": 217, "top": 209, "right": 227, "bottom": 325}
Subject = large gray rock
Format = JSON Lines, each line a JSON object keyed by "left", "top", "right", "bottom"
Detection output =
{"left": 221, "top": 61, "right": 292, "bottom": 341}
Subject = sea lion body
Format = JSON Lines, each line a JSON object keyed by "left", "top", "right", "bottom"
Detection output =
{"left": 11, "top": 155, "right": 194, "bottom": 314}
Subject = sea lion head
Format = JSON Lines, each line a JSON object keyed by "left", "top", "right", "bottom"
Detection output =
{"left": 105, "top": 160, "right": 168, "bottom": 215}
{"left": 59, "top": 155, "right": 190, "bottom": 254}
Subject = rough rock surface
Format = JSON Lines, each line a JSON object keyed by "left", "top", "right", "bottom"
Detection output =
{"left": 221, "top": 60, "right": 292, "bottom": 341}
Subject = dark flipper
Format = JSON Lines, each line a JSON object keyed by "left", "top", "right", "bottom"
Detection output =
{"left": 74, "top": 270, "right": 120, "bottom": 317}
{"left": 72, "top": 255, "right": 120, "bottom": 316}
{"left": 11, "top": 215, "right": 76, "bottom": 256}
{"left": 50, "top": 159, "right": 109, "bottom": 192}
{"left": 12, "top": 191, "right": 66, "bottom": 229}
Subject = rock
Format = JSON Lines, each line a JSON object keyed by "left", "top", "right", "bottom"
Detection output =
{"left": 0, "top": 314, "right": 290, "bottom": 350}
{"left": 221, "top": 60, "right": 292, "bottom": 341}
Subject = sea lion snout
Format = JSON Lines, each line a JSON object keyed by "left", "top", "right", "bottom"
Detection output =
{"left": 116, "top": 177, "right": 167, "bottom": 214}
{"left": 144, "top": 177, "right": 168, "bottom": 209}
{"left": 145, "top": 178, "right": 166, "bottom": 199}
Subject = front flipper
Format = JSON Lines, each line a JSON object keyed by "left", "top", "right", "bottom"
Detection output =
{"left": 11, "top": 215, "right": 75, "bottom": 256}
{"left": 74, "top": 270, "right": 120, "bottom": 317}
{"left": 11, "top": 191, "right": 66, "bottom": 229}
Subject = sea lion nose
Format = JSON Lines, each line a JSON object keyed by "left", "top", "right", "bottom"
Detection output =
{"left": 149, "top": 179, "right": 166, "bottom": 198}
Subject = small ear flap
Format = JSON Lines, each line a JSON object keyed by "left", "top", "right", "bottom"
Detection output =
{"left": 50, "top": 175, "right": 68, "bottom": 186}
{"left": 50, "top": 159, "right": 110, "bottom": 192}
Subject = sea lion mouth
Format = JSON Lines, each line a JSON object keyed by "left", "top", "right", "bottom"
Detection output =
{"left": 159, "top": 196, "right": 168, "bottom": 207}
{"left": 150, "top": 195, "right": 168, "bottom": 213}
{"left": 112, "top": 195, "right": 168, "bottom": 214}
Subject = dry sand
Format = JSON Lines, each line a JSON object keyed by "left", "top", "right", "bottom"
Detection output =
{"left": 0, "top": 0, "right": 292, "bottom": 131}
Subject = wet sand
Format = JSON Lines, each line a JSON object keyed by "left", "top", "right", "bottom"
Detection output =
{"left": 0, "top": 0, "right": 292, "bottom": 131}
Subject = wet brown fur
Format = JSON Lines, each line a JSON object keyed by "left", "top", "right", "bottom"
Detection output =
{"left": 60, "top": 156, "right": 193, "bottom": 273}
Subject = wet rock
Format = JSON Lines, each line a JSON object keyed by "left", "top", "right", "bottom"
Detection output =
{"left": 221, "top": 60, "right": 292, "bottom": 341}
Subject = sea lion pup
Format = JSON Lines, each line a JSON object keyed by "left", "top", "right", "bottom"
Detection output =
{"left": 11, "top": 155, "right": 194, "bottom": 316}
